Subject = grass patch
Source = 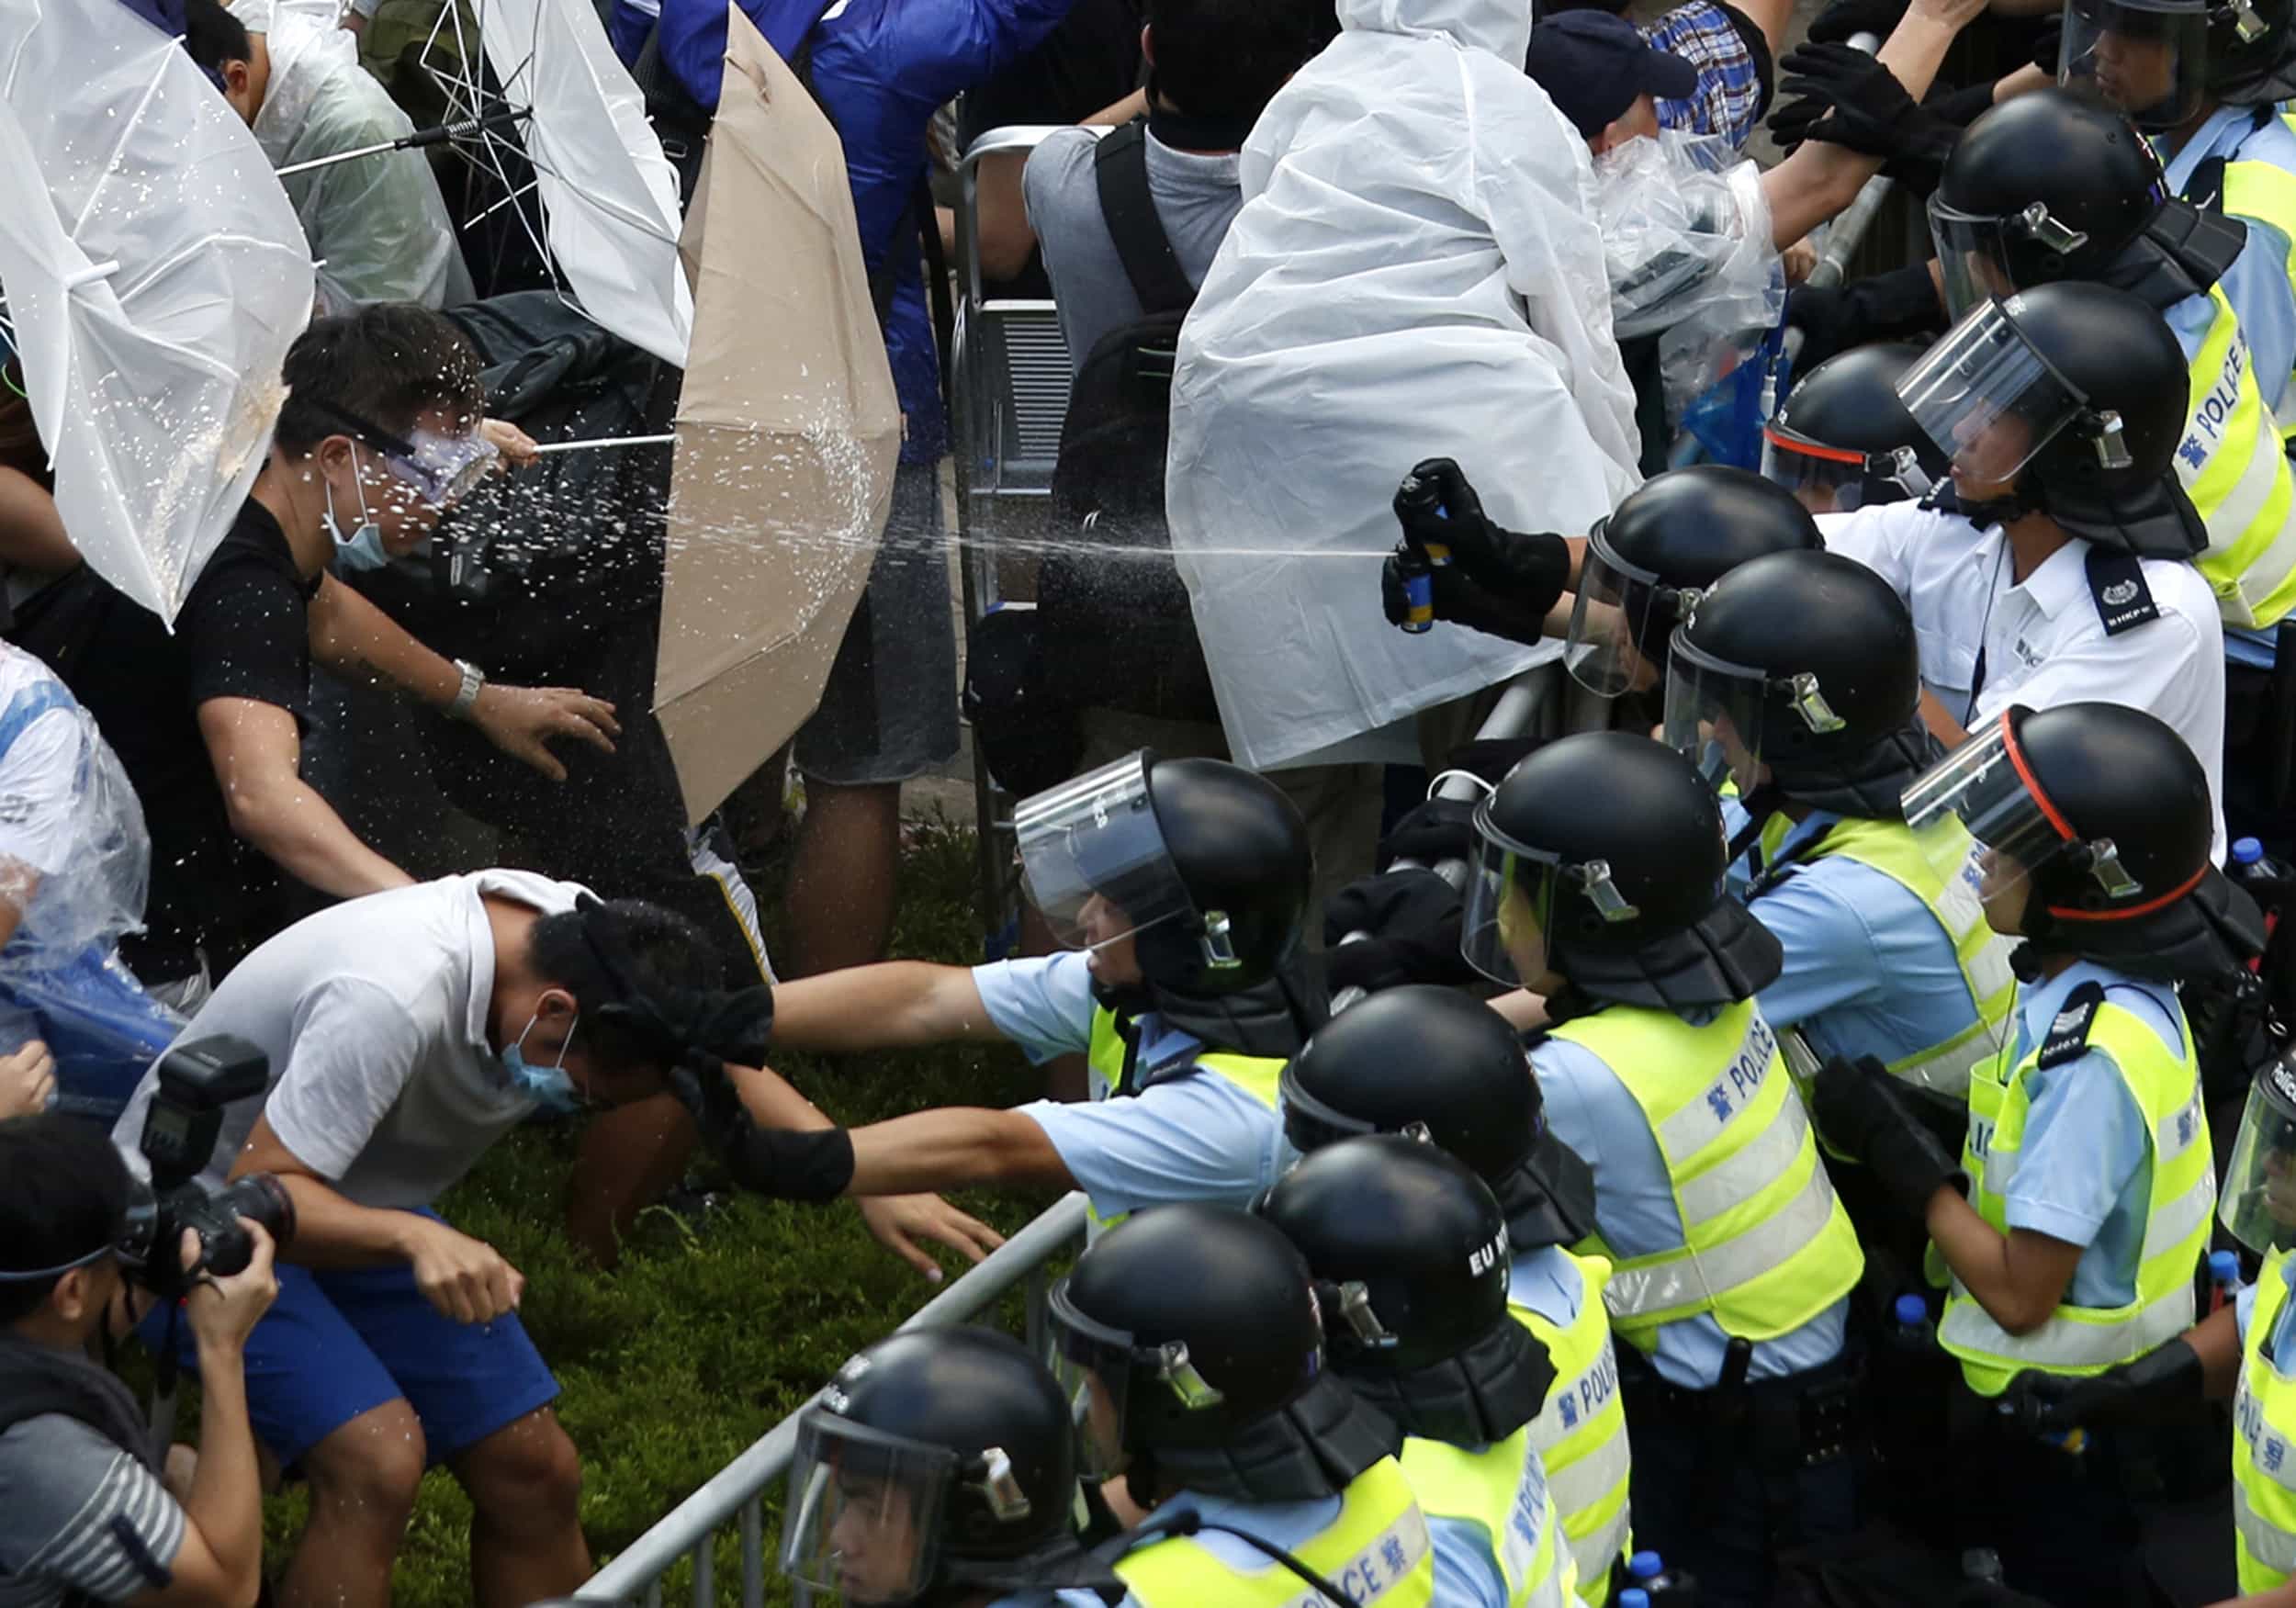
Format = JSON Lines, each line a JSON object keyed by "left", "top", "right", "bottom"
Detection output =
{"left": 259, "top": 819, "right": 1059, "bottom": 1604}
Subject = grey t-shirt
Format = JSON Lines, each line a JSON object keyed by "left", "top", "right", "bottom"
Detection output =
{"left": 1021, "top": 126, "right": 1243, "bottom": 372}
{"left": 0, "top": 1415, "right": 185, "bottom": 1606}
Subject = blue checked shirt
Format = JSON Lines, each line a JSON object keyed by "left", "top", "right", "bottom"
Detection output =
{"left": 1643, "top": 0, "right": 1768, "bottom": 149}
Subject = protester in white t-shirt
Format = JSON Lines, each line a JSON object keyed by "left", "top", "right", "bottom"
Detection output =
{"left": 110, "top": 876, "right": 995, "bottom": 1608}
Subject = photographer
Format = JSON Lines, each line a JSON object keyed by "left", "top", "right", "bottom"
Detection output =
{"left": 107, "top": 875, "right": 994, "bottom": 1608}
{"left": 0, "top": 1112, "right": 277, "bottom": 1608}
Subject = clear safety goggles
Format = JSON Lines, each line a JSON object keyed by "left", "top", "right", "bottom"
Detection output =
{"left": 309, "top": 398, "right": 498, "bottom": 510}
{"left": 1564, "top": 521, "right": 1692, "bottom": 699}
{"left": 1012, "top": 751, "right": 1198, "bottom": 955}
{"left": 2058, "top": 0, "right": 2209, "bottom": 130}
{"left": 1660, "top": 629, "right": 1850, "bottom": 794}
{"left": 1043, "top": 1280, "right": 1228, "bottom": 1479}
{"left": 2222, "top": 1056, "right": 2296, "bottom": 1254}
{"left": 1460, "top": 799, "right": 1649, "bottom": 985}
{"left": 1759, "top": 426, "right": 1934, "bottom": 513}
{"left": 1899, "top": 709, "right": 2151, "bottom": 905}
{"left": 781, "top": 1411, "right": 1030, "bottom": 1606}
{"left": 1896, "top": 298, "right": 2125, "bottom": 485}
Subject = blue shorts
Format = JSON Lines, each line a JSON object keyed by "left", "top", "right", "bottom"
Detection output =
{"left": 140, "top": 1209, "right": 558, "bottom": 1470}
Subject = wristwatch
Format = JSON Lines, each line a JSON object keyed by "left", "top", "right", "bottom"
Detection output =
{"left": 447, "top": 658, "right": 487, "bottom": 721}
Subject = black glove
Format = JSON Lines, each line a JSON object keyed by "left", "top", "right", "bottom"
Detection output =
{"left": 1812, "top": 1054, "right": 1965, "bottom": 1219}
{"left": 1394, "top": 458, "right": 1571, "bottom": 608}
{"left": 1997, "top": 1339, "right": 2204, "bottom": 1435}
{"left": 1805, "top": 0, "right": 1908, "bottom": 45}
{"left": 1381, "top": 546, "right": 1553, "bottom": 646}
{"left": 1785, "top": 263, "right": 1948, "bottom": 369}
{"left": 1378, "top": 797, "right": 1478, "bottom": 869}
{"left": 1770, "top": 43, "right": 1959, "bottom": 193}
{"left": 2029, "top": 18, "right": 2062, "bottom": 74}
{"left": 670, "top": 1051, "right": 856, "bottom": 1202}
{"left": 1924, "top": 79, "right": 2001, "bottom": 129}
{"left": 1323, "top": 868, "right": 1476, "bottom": 994}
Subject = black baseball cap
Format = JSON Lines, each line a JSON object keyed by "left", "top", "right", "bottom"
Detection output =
{"left": 1526, "top": 10, "right": 1700, "bottom": 140}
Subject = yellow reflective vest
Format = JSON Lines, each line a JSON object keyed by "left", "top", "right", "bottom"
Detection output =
{"left": 1113, "top": 1457, "right": 1437, "bottom": 1607}
{"left": 1401, "top": 1430, "right": 1575, "bottom": 1608}
{"left": 1939, "top": 993, "right": 2212, "bottom": 1397}
{"left": 1511, "top": 1249, "right": 1632, "bottom": 1605}
{"left": 2172, "top": 283, "right": 2296, "bottom": 629}
{"left": 1080, "top": 1005, "right": 1284, "bottom": 1235}
{"left": 1550, "top": 1001, "right": 1864, "bottom": 1349}
{"left": 2234, "top": 1249, "right": 2296, "bottom": 1592}
{"left": 1754, "top": 811, "right": 2017, "bottom": 1100}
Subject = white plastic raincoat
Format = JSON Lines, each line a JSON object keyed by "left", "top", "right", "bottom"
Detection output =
{"left": 232, "top": 2, "right": 475, "bottom": 312}
{"left": 1165, "top": 0, "right": 1641, "bottom": 771}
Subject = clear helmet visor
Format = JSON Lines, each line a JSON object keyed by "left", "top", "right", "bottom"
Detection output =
{"left": 2222, "top": 1058, "right": 2296, "bottom": 1254}
{"left": 1661, "top": 632, "right": 1776, "bottom": 794}
{"left": 1043, "top": 1284, "right": 1141, "bottom": 1479}
{"left": 2058, "top": 0, "right": 2209, "bottom": 129}
{"left": 1900, "top": 713, "right": 2066, "bottom": 904}
{"left": 779, "top": 1415, "right": 956, "bottom": 1606}
{"left": 1013, "top": 751, "right": 1195, "bottom": 952}
{"left": 1460, "top": 814, "right": 1564, "bottom": 988}
{"left": 1564, "top": 523, "right": 1673, "bottom": 698}
{"left": 1896, "top": 298, "right": 2090, "bottom": 487}
{"left": 1927, "top": 199, "right": 2067, "bottom": 320}
{"left": 1759, "top": 429, "right": 1933, "bottom": 513}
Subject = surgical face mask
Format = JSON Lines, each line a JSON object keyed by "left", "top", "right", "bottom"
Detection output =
{"left": 322, "top": 444, "right": 388, "bottom": 573}
{"left": 504, "top": 1003, "right": 586, "bottom": 1114}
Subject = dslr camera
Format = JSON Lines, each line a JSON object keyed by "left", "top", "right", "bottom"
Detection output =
{"left": 131, "top": 1036, "right": 295, "bottom": 1299}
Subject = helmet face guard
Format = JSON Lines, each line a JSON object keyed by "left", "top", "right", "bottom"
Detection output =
{"left": 2223, "top": 1056, "right": 2296, "bottom": 1254}
{"left": 1759, "top": 425, "right": 1935, "bottom": 512}
{"left": 1660, "top": 628, "right": 1853, "bottom": 795}
{"left": 1014, "top": 751, "right": 1199, "bottom": 959}
{"left": 1461, "top": 804, "right": 1651, "bottom": 985}
{"left": 1896, "top": 297, "right": 2134, "bottom": 489}
{"left": 1043, "top": 1281, "right": 1234, "bottom": 1479}
{"left": 1564, "top": 522, "right": 1689, "bottom": 698}
{"left": 1929, "top": 194, "right": 2099, "bottom": 319}
{"left": 2059, "top": 0, "right": 2210, "bottom": 129}
{"left": 781, "top": 1411, "right": 1028, "bottom": 1608}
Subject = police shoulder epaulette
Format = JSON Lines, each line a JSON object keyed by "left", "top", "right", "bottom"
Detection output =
{"left": 2036, "top": 980, "right": 2109, "bottom": 1070}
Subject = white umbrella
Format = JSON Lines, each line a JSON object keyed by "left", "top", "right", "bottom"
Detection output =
{"left": 0, "top": 0, "right": 314, "bottom": 624}
{"left": 423, "top": 0, "right": 693, "bottom": 366}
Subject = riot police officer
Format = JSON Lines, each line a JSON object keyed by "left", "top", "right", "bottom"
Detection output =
{"left": 1663, "top": 549, "right": 2017, "bottom": 1117}
{"left": 779, "top": 1328, "right": 1121, "bottom": 1607}
{"left": 1466, "top": 731, "right": 1865, "bottom": 1607}
{"left": 1043, "top": 1203, "right": 1435, "bottom": 1605}
{"left": 1259, "top": 1135, "right": 1573, "bottom": 1608}
{"left": 1278, "top": 988, "right": 1626, "bottom": 1606}
{"left": 1813, "top": 701, "right": 2262, "bottom": 1602}
{"left": 1381, "top": 463, "right": 1823, "bottom": 702}
{"left": 676, "top": 753, "right": 1318, "bottom": 1238}
{"left": 1760, "top": 343, "right": 1950, "bottom": 515}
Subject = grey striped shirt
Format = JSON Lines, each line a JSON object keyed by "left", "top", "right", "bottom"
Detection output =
{"left": 0, "top": 1416, "right": 185, "bottom": 1605}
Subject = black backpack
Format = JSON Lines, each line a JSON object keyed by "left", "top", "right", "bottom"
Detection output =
{"left": 1036, "top": 120, "right": 1220, "bottom": 725}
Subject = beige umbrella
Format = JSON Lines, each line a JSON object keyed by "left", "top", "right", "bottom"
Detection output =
{"left": 654, "top": 3, "right": 901, "bottom": 823}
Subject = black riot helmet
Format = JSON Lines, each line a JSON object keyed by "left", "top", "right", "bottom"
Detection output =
{"left": 1278, "top": 985, "right": 1598, "bottom": 1249}
{"left": 1014, "top": 750, "right": 1323, "bottom": 1055}
{"left": 1663, "top": 550, "right": 1939, "bottom": 818}
{"left": 1044, "top": 1204, "right": 1400, "bottom": 1504}
{"left": 1930, "top": 91, "right": 2170, "bottom": 314}
{"left": 1465, "top": 732, "right": 1784, "bottom": 1009}
{"left": 2208, "top": 0, "right": 2296, "bottom": 101}
{"left": 1904, "top": 701, "right": 2262, "bottom": 982}
{"left": 1256, "top": 1136, "right": 1557, "bottom": 1448}
{"left": 1897, "top": 281, "right": 2204, "bottom": 557}
{"left": 781, "top": 1328, "right": 1118, "bottom": 1607}
{"left": 1563, "top": 466, "right": 1824, "bottom": 698}
{"left": 1761, "top": 343, "right": 1950, "bottom": 513}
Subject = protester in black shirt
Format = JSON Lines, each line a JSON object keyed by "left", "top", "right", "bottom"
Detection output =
{"left": 12, "top": 305, "right": 619, "bottom": 995}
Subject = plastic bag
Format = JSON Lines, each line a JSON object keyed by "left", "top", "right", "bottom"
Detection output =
{"left": 0, "top": 698, "right": 154, "bottom": 965}
{"left": 0, "top": 948, "right": 182, "bottom": 1124}
{"left": 1595, "top": 131, "right": 1784, "bottom": 424}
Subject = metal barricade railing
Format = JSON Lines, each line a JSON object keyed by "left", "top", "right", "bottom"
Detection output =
{"left": 576, "top": 1194, "right": 1092, "bottom": 1607}
{"left": 951, "top": 126, "right": 1084, "bottom": 949}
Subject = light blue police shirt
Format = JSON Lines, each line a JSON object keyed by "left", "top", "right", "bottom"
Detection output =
{"left": 971, "top": 950, "right": 1289, "bottom": 1218}
{"left": 1727, "top": 806, "right": 1990, "bottom": 1071}
{"left": 2160, "top": 105, "right": 2296, "bottom": 671}
{"left": 1533, "top": 1020, "right": 1850, "bottom": 1389}
{"left": 1984, "top": 963, "right": 2183, "bottom": 1308}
